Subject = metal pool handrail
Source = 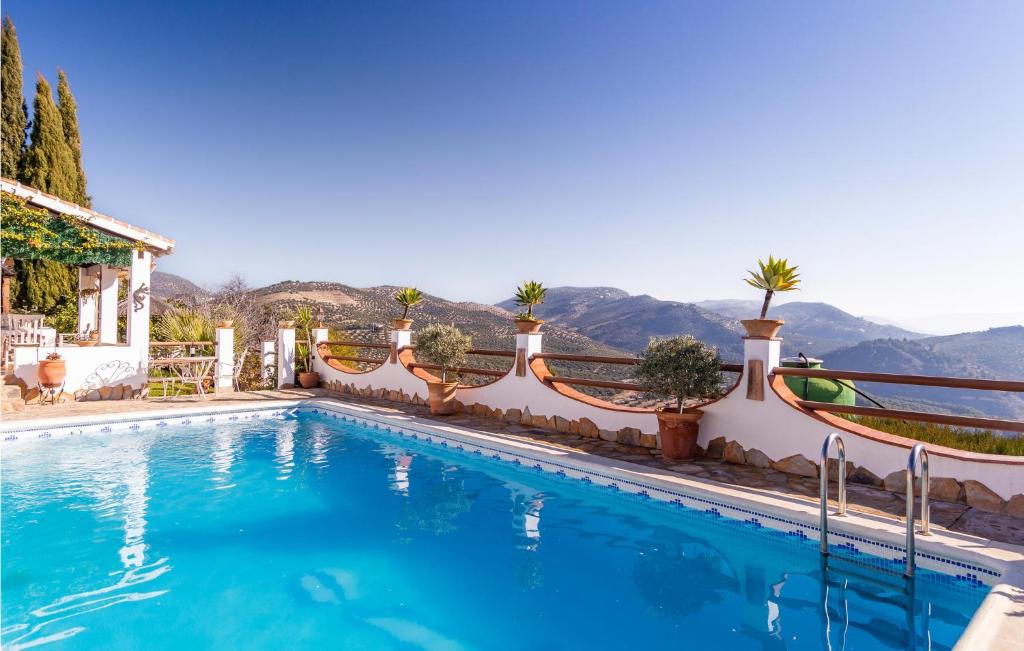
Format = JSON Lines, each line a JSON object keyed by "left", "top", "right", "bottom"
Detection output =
{"left": 819, "top": 432, "right": 848, "bottom": 555}
{"left": 905, "top": 443, "right": 931, "bottom": 578}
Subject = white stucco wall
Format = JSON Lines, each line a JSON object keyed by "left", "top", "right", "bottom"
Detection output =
{"left": 302, "top": 327, "right": 1023, "bottom": 499}
{"left": 13, "top": 344, "right": 148, "bottom": 396}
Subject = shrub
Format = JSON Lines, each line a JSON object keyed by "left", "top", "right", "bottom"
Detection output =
{"left": 633, "top": 336, "right": 723, "bottom": 412}
{"left": 415, "top": 324, "right": 471, "bottom": 382}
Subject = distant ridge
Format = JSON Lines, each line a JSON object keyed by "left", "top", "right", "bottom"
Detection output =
{"left": 151, "top": 271, "right": 208, "bottom": 299}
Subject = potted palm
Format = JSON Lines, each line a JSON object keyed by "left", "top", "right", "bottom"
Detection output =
{"left": 38, "top": 352, "right": 67, "bottom": 387}
{"left": 393, "top": 287, "right": 423, "bottom": 330}
{"left": 633, "top": 336, "right": 723, "bottom": 460}
{"left": 293, "top": 306, "right": 320, "bottom": 388}
{"left": 415, "top": 324, "right": 471, "bottom": 415}
{"left": 742, "top": 256, "right": 800, "bottom": 338}
{"left": 513, "top": 280, "right": 547, "bottom": 333}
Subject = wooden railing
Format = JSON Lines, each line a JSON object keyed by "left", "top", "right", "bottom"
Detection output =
{"left": 319, "top": 340, "right": 515, "bottom": 378}
{"left": 319, "top": 341, "right": 391, "bottom": 350}
{"left": 407, "top": 362, "right": 507, "bottom": 378}
{"left": 537, "top": 355, "right": 742, "bottom": 393}
{"left": 772, "top": 367, "right": 1024, "bottom": 433}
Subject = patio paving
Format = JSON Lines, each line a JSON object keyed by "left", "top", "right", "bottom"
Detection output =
{"left": 4, "top": 388, "right": 1021, "bottom": 546}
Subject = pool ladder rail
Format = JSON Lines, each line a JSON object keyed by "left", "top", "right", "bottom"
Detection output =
{"left": 818, "top": 434, "right": 931, "bottom": 578}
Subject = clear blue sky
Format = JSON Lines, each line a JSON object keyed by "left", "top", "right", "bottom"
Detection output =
{"left": 6, "top": 1, "right": 1023, "bottom": 320}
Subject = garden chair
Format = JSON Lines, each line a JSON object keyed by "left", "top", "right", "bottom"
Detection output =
{"left": 233, "top": 348, "right": 249, "bottom": 391}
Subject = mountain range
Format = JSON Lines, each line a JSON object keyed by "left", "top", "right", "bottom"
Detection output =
{"left": 152, "top": 273, "right": 1023, "bottom": 419}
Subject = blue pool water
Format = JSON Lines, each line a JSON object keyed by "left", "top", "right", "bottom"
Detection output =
{"left": 2, "top": 411, "right": 988, "bottom": 650}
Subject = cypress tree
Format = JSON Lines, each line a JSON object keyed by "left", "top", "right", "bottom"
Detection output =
{"left": 9, "top": 259, "right": 76, "bottom": 313}
{"left": 21, "top": 73, "right": 78, "bottom": 201}
{"left": 14, "top": 74, "right": 81, "bottom": 315}
{"left": 57, "top": 69, "right": 89, "bottom": 207}
{"left": 1, "top": 17, "right": 28, "bottom": 179}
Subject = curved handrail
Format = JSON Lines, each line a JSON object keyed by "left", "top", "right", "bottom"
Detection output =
{"left": 819, "top": 433, "right": 847, "bottom": 555}
{"left": 905, "top": 443, "right": 931, "bottom": 578}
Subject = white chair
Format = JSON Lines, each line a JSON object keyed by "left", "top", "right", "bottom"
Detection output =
{"left": 233, "top": 348, "right": 249, "bottom": 391}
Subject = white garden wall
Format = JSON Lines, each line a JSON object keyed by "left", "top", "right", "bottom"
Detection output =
{"left": 290, "top": 325, "right": 1024, "bottom": 500}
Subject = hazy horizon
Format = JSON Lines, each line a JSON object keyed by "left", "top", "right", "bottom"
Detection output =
{"left": 7, "top": 1, "right": 1022, "bottom": 322}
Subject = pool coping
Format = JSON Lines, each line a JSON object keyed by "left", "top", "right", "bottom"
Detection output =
{"left": 3, "top": 396, "right": 1022, "bottom": 650}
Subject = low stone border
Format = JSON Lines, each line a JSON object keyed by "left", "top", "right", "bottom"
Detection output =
{"left": 323, "top": 379, "right": 660, "bottom": 448}
{"left": 701, "top": 435, "right": 1024, "bottom": 518}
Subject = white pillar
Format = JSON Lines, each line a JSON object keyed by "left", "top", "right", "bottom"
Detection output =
{"left": 98, "top": 264, "right": 119, "bottom": 344}
{"left": 77, "top": 265, "right": 99, "bottom": 337}
{"left": 261, "top": 341, "right": 276, "bottom": 384}
{"left": 514, "top": 332, "right": 543, "bottom": 378}
{"left": 312, "top": 327, "right": 328, "bottom": 345}
{"left": 390, "top": 328, "right": 412, "bottom": 364}
{"left": 742, "top": 336, "right": 781, "bottom": 400}
{"left": 311, "top": 327, "right": 329, "bottom": 374}
{"left": 277, "top": 326, "right": 295, "bottom": 388}
{"left": 215, "top": 326, "right": 234, "bottom": 392}
{"left": 127, "top": 251, "right": 152, "bottom": 349}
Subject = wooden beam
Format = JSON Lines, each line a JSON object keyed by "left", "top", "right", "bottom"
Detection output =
{"left": 544, "top": 376, "right": 647, "bottom": 392}
{"left": 407, "top": 363, "right": 507, "bottom": 377}
{"left": 795, "top": 400, "right": 1024, "bottom": 433}
{"left": 533, "top": 353, "right": 639, "bottom": 365}
{"left": 746, "top": 360, "right": 764, "bottom": 401}
{"left": 775, "top": 367, "right": 1024, "bottom": 393}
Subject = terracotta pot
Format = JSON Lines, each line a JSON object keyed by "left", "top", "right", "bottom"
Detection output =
{"left": 279, "top": 320, "right": 296, "bottom": 328}
{"left": 297, "top": 371, "right": 320, "bottom": 389}
{"left": 515, "top": 319, "right": 544, "bottom": 334}
{"left": 76, "top": 340, "right": 98, "bottom": 347}
{"left": 740, "top": 319, "right": 784, "bottom": 339}
{"left": 217, "top": 320, "right": 234, "bottom": 328}
{"left": 392, "top": 318, "right": 413, "bottom": 330}
{"left": 657, "top": 408, "right": 703, "bottom": 461}
{"left": 38, "top": 359, "right": 67, "bottom": 387}
{"left": 426, "top": 380, "right": 459, "bottom": 415}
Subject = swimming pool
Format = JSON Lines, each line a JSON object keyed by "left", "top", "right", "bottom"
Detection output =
{"left": 1, "top": 405, "right": 994, "bottom": 649}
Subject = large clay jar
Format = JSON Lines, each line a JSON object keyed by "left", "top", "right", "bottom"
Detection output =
{"left": 38, "top": 359, "right": 67, "bottom": 387}
{"left": 427, "top": 380, "right": 459, "bottom": 415}
{"left": 656, "top": 408, "right": 703, "bottom": 461}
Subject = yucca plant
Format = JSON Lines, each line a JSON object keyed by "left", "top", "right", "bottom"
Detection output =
{"left": 394, "top": 287, "right": 423, "bottom": 320}
{"left": 513, "top": 280, "right": 547, "bottom": 321}
{"left": 745, "top": 256, "right": 800, "bottom": 318}
{"left": 153, "top": 308, "right": 215, "bottom": 344}
{"left": 293, "top": 306, "right": 316, "bottom": 374}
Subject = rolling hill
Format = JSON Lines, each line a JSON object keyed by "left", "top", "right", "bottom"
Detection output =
{"left": 497, "top": 287, "right": 745, "bottom": 360}
{"left": 695, "top": 299, "right": 923, "bottom": 356}
{"left": 151, "top": 271, "right": 208, "bottom": 299}
{"left": 822, "top": 330, "right": 1024, "bottom": 419}
{"left": 252, "top": 281, "right": 629, "bottom": 359}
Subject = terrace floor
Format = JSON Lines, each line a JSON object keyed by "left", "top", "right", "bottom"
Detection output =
{"left": 5, "top": 388, "right": 1022, "bottom": 546}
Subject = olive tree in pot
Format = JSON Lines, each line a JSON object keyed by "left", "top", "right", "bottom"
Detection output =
{"left": 393, "top": 287, "right": 423, "bottom": 330}
{"left": 633, "top": 336, "right": 723, "bottom": 460}
{"left": 742, "top": 255, "right": 800, "bottom": 338}
{"left": 415, "top": 324, "right": 471, "bottom": 415}
{"left": 293, "top": 306, "right": 320, "bottom": 388}
{"left": 513, "top": 280, "right": 547, "bottom": 333}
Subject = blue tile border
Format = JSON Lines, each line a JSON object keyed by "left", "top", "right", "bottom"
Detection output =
{"left": 0, "top": 400, "right": 1003, "bottom": 586}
